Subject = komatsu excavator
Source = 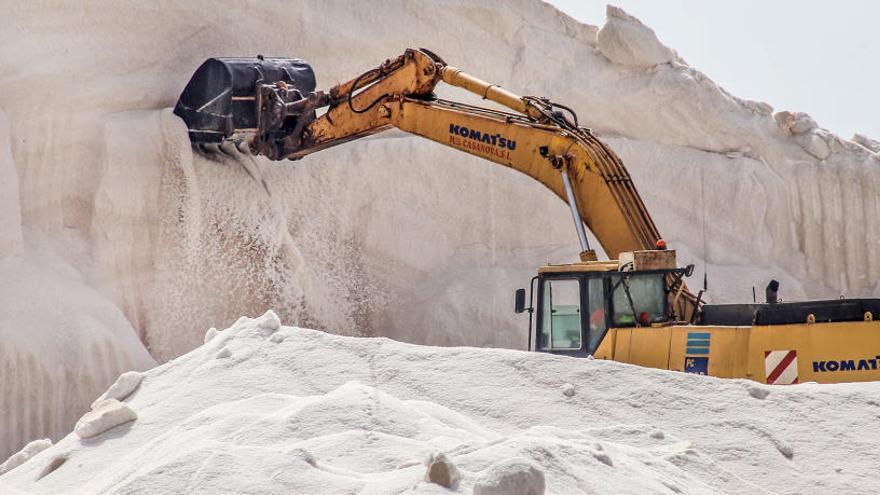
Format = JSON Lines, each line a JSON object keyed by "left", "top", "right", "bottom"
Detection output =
{"left": 175, "top": 48, "right": 880, "bottom": 385}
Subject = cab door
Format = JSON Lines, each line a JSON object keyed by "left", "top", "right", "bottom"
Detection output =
{"left": 535, "top": 275, "right": 587, "bottom": 356}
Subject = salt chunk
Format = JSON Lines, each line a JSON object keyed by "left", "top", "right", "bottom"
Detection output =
{"left": 0, "top": 438, "right": 52, "bottom": 475}
{"left": 204, "top": 327, "right": 219, "bottom": 343}
{"left": 424, "top": 452, "right": 460, "bottom": 488}
{"left": 853, "top": 133, "right": 880, "bottom": 153}
{"left": 594, "top": 451, "right": 613, "bottom": 466}
{"left": 91, "top": 371, "right": 143, "bottom": 409}
{"left": 75, "top": 399, "right": 137, "bottom": 439}
{"left": 774, "top": 111, "right": 817, "bottom": 135}
{"left": 777, "top": 441, "right": 794, "bottom": 459}
{"left": 231, "top": 316, "right": 250, "bottom": 330}
{"left": 259, "top": 310, "right": 281, "bottom": 332}
{"left": 752, "top": 101, "right": 774, "bottom": 116}
{"left": 597, "top": 6, "right": 675, "bottom": 67}
{"left": 216, "top": 347, "right": 232, "bottom": 359}
{"left": 474, "top": 457, "right": 545, "bottom": 495}
{"left": 804, "top": 134, "right": 831, "bottom": 160}
{"left": 747, "top": 385, "right": 771, "bottom": 400}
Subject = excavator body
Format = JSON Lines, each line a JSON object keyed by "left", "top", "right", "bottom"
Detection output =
{"left": 173, "top": 48, "right": 880, "bottom": 386}
{"left": 519, "top": 250, "right": 880, "bottom": 385}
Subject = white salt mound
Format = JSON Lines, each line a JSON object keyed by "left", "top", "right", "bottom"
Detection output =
{"left": 3, "top": 0, "right": 880, "bottom": 469}
{"left": 1, "top": 316, "right": 878, "bottom": 494}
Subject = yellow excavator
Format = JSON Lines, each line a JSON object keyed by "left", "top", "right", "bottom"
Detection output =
{"left": 175, "top": 48, "right": 880, "bottom": 385}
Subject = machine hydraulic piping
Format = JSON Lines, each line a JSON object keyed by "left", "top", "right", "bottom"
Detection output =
{"left": 560, "top": 166, "right": 595, "bottom": 261}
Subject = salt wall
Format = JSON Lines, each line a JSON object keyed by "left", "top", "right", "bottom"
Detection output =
{"left": 1, "top": 1, "right": 878, "bottom": 459}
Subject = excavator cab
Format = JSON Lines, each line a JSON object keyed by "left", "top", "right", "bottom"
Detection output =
{"left": 516, "top": 250, "right": 692, "bottom": 357}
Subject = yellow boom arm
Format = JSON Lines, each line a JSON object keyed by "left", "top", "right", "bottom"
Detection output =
{"left": 282, "top": 49, "right": 661, "bottom": 260}
{"left": 235, "top": 48, "right": 694, "bottom": 318}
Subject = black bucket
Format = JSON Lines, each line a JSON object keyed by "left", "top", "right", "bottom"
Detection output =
{"left": 174, "top": 57, "right": 316, "bottom": 143}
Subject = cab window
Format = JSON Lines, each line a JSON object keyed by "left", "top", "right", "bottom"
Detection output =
{"left": 539, "top": 278, "right": 582, "bottom": 350}
{"left": 610, "top": 274, "right": 665, "bottom": 327}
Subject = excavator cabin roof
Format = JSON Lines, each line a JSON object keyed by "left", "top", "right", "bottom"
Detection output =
{"left": 538, "top": 249, "right": 679, "bottom": 274}
{"left": 538, "top": 261, "right": 620, "bottom": 274}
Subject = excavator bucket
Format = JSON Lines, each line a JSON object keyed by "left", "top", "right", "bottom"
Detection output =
{"left": 173, "top": 57, "right": 317, "bottom": 145}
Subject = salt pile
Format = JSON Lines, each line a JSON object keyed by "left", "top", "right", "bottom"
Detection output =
{"left": 2, "top": 312, "right": 879, "bottom": 493}
{"left": 2, "top": 0, "right": 880, "bottom": 472}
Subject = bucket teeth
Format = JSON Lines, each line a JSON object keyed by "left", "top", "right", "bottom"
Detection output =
{"left": 235, "top": 140, "right": 252, "bottom": 154}
{"left": 194, "top": 139, "right": 253, "bottom": 159}
{"left": 218, "top": 141, "right": 239, "bottom": 156}
{"left": 198, "top": 143, "right": 220, "bottom": 154}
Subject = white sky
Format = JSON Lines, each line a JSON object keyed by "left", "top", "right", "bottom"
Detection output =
{"left": 545, "top": 0, "right": 880, "bottom": 140}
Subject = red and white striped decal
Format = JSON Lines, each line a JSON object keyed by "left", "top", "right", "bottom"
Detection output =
{"left": 764, "top": 350, "right": 798, "bottom": 385}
